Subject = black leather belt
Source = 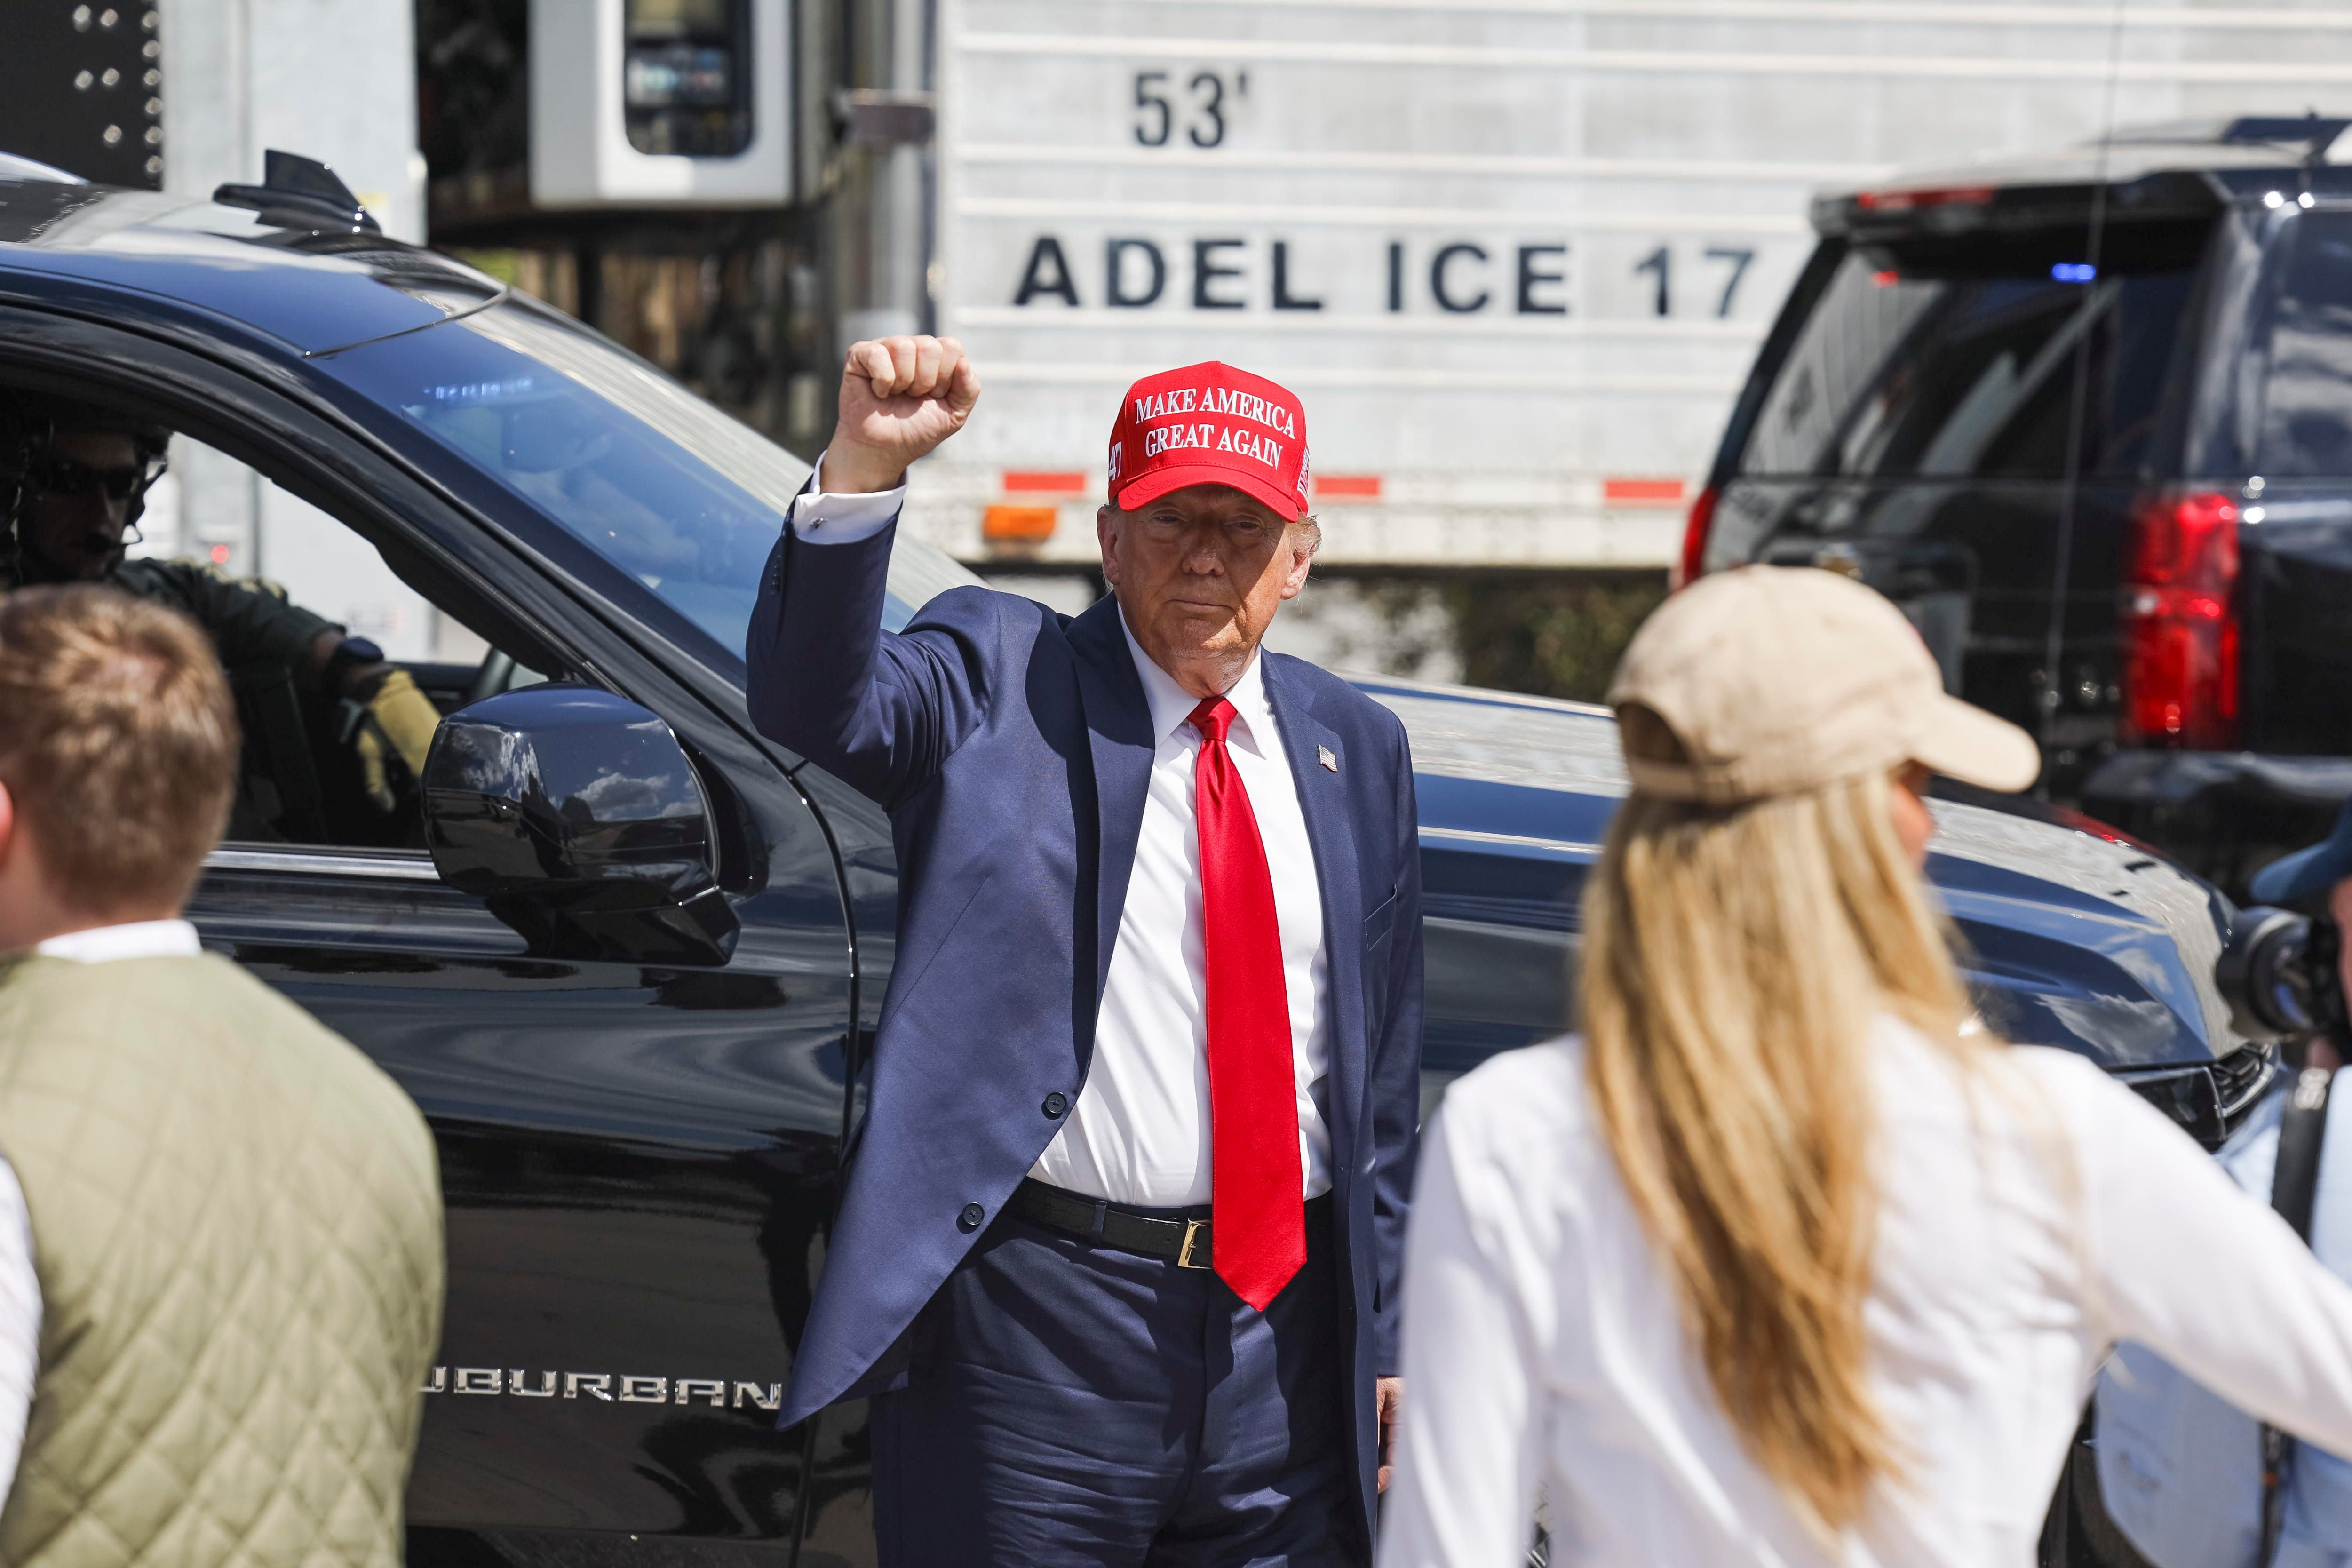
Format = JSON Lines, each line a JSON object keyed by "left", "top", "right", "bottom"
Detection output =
{"left": 1010, "top": 1178, "right": 1218, "bottom": 1267}
{"left": 1009, "top": 1179, "right": 1329, "bottom": 1269}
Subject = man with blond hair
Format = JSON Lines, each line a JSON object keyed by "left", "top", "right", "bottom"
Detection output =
{"left": 0, "top": 584, "right": 444, "bottom": 1568}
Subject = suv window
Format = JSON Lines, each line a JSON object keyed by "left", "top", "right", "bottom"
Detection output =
{"left": 130, "top": 428, "right": 545, "bottom": 849}
{"left": 322, "top": 299, "right": 980, "bottom": 662}
{"left": 1740, "top": 229, "right": 2204, "bottom": 482}
{"left": 2258, "top": 208, "right": 2352, "bottom": 477}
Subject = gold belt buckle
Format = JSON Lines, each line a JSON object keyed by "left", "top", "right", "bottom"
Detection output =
{"left": 1176, "top": 1218, "right": 1211, "bottom": 1270}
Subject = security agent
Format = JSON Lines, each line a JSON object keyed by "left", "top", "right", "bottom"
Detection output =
{"left": 2097, "top": 801, "right": 2352, "bottom": 1568}
{"left": 0, "top": 394, "right": 439, "bottom": 829}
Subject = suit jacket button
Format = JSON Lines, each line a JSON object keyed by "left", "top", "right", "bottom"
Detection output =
{"left": 958, "top": 1203, "right": 985, "bottom": 1232}
{"left": 1042, "top": 1092, "right": 1069, "bottom": 1119}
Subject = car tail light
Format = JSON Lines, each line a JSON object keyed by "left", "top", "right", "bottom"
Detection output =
{"left": 2119, "top": 491, "right": 2241, "bottom": 748}
{"left": 1853, "top": 184, "right": 1994, "bottom": 213}
{"left": 1673, "top": 485, "right": 1720, "bottom": 590}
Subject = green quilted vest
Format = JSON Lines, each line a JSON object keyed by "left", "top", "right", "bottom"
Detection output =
{"left": 0, "top": 952, "right": 444, "bottom": 1568}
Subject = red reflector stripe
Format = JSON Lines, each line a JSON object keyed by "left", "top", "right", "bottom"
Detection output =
{"left": 1315, "top": 475, "right": 1381, "bottom": 499}
{"left": 1605, "top": 478, "right": 1685, "bottom": 505}
{"left": 1855, "top": 184, "right": 1994, "bottom": 212}
{"left": 1003, "top": 471, "right": 1086, "bottom": 493}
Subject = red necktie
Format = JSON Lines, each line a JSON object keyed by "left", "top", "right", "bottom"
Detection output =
{"left": 1188, "top": 696, "right": 1305, "bottom": 1310}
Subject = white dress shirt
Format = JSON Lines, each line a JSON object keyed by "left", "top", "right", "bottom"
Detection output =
{"left": 786, "top": 466, "right": 1333, "bottom": 1207}
{"left": 1028, "top": 616, "right": 1330, "bottom": 1207}
{"left": 35, "top": 919, "right": 203, "bottom": 965}
{"left": 787, "top": 459, "right": 905, "bottom": 542}
{"left": 0, "top": 918, "right": 204, "bottom": 1512}
{"left": 1381, "top": 1020, "right": 2352, "bottom": 1568}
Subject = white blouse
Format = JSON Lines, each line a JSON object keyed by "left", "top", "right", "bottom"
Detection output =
{"left": 1379, "top": 1020, "right": 2352, "bottom": 1568}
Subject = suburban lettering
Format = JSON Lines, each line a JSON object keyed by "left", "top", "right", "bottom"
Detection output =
{"left": 733, "top": 1382, "right": 784, "bottom": 1412}
{"left": 424, "top": 1369, "right": 787, "bottom": 1410}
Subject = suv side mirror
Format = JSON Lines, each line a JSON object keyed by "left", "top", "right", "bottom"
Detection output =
{"left": 421, "top": 684, "right": 739, "bottom": 965}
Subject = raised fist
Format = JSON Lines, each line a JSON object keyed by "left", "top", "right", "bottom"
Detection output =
{"left": 824, "top": 335, "right": 982, "bottom": 494}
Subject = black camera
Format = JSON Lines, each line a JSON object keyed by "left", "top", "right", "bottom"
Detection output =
{"left": 2218, "top": 906, "right": 2349, "bottom": 1051}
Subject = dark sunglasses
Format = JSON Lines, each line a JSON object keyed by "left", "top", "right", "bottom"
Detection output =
{"left": 25, "top": 453, "right": 164, "bottom": 501}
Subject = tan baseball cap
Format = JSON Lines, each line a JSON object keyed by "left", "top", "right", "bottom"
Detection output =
{"left": 1607, "top": 565, "right": 2041, "bottom": 804}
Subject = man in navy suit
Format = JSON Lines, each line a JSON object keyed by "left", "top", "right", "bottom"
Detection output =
{"left": 747, "top": 336, "right": 1424, "bottom": 1566}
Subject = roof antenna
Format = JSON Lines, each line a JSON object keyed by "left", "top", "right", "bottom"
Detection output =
{"left": 213, "top": 149, "right": 380, "bottom": 235}
{"left": 2035, "top": 0, "right": 2130, "bottom": 796}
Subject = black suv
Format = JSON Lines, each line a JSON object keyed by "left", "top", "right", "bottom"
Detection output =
{"left": 1689, "top": 116, "right": 2352, "bottom": 893}
{"left": 0, "top": 157, "right": 2267, "bottom": 1568}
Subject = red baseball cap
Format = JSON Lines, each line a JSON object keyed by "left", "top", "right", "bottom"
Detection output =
{"left": 1107, "top": 361, "right": 1311, "bottom": 520}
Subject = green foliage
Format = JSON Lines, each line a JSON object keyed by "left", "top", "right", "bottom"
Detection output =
{"left": 1441, "top": 572, "right": 1670, "bottom": 704}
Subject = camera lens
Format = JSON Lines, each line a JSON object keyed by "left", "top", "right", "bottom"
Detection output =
{"left": 2217, "top": 905, "right": 2325, "bottom": 1042}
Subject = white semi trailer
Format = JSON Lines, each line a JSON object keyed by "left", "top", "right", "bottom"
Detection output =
{"left": 909, "top": 0, "right": 2352, "bottom": 572}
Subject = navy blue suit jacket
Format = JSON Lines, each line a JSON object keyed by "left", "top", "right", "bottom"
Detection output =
{"left": 745, "top": 516, "right": 1424, "bottom": 1527}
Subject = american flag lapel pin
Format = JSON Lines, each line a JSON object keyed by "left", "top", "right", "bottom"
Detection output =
{"left": 1318, "top": 745, "right": 1338, "bottom": 772}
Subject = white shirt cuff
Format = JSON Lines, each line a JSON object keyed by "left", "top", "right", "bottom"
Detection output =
{"left": 786, "top": 451, "right": 906, "bottom": 544}
{"left": 0, "top": 1155, "right": 37, "bottom": 1516}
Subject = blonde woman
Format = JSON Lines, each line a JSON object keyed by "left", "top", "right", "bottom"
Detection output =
{"left": 1378, "top": 567, "right": 2352, "bottom": 1568}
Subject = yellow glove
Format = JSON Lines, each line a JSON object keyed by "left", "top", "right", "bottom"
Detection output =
{"left": 354, "top": 668, "right": 442, "bottom": 812}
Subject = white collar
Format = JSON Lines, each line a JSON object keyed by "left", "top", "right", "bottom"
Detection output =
{"left": 34, "top": 919, "right": 202, "bottom": 964}
{"left": 1116, "top": 607, "right": 1277, "bottom": 756}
